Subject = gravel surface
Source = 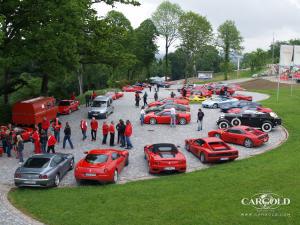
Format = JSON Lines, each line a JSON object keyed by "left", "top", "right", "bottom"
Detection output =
{"left": 0, "top": 86, "right": 286, "bottom": 186}
{"left": 0, "top": 84, "right": 288, "bottom": 225}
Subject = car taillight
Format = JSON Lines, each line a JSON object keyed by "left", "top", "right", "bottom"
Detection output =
{"left": 154, "top": 161, "right": 160, "bottom": 165}
{"left": 104, "top": 168, "right": 108, "bottom": 173}
{"left": 14, "top": 173, "right": 21, "bottom": 178}
{"left": 39, "top": 175, "right": 48, "bottom": 179}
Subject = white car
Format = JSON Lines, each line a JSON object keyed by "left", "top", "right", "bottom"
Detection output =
{"left": 202, "top": 97, "right": 239, "bottom": 109}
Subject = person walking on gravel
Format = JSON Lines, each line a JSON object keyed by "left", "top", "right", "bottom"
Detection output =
{"left": 197, "top": 108, "right": 204, "bottom": 131}
{"left": 80, "top": 119, "right": 88, "bottom": 141}
{"left": 32, "top": 127, "right": 42, "bottom": 154}
{"left": 47, "top": 132, "right": 57, "bottom": 153}
{"left": 135, "top": 92, "right": 140, "bottom": 107}
{"left": 40, "top": 130, "right": 48, "bottom": 153}
{"left": 140, "top": 106, "right": 145, "bottom": 125}
{"left": 109, "top": 121, "right": 115, "bottom": 146}
{"left": 170, "top": 91, "right": 176, "bottom": 98}
{"left": 119, "top": 120, "right": 126, "bottom": 148}
{"left": 102, "top": 121, "right": 109, "bottom": 144}
{"left": 143, "top": 92, "right": 148, "bottom": 106}
{"left": 63, "top": 122, "right": 74, "bottom": 149}
{"left": 16, "top": 135, "right": 24, "bottom": 164}
{"left": 125, "top": 120, "right": 133, "bottom": 149}
{"left": 90, "top": 117, "right": 98, "bottom": 141}
{"left": 154, "top": 91, "right": 158, "bottom": 101}
{"left": 52, "top": 118, "right": 62, "bottom": 143}
{"left": 170, "top": 107, "right": 176, "bottom": 127}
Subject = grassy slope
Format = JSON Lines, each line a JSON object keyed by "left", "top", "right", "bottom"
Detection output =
{"left": 8, "top": 87, "right": 300, "bottom": 225}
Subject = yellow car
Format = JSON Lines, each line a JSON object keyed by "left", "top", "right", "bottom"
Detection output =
{"left": 188, "top": 95, "right": 207, "bottom": 103}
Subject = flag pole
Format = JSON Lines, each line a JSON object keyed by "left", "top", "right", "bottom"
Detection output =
{"left": 276, "top": 67, "right": 280, "bottom": 102}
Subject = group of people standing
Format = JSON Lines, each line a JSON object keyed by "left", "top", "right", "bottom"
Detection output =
{"left": 81, "top": 117, "right": 133, "bottom": 149}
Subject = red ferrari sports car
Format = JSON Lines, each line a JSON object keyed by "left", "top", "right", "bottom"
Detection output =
{"left": 58, "top": 100, "right": 80, "bottom": 114}
{"left": 122, "top": 85, "right": 144, "bottom": 92}
{"left": 74, "top": 149, "right": 129, "bottom": 183}
{"left": 0, "top": 126, "right": 33, "bottom": 142}
{"left": 144, "top": 110, "right": 191, "bottom": 125}
{"left": 227, "top": 106, "right": 272, "bottom": 114}
{"left": 208, "top": 126, "right": 269, "bottom": 148}
{"left": 185, "top": 137, "right": 238, "bottom": 163}
{"left": 105, "top": 91, "right": 124, "bottom": 100}
{"left": 231, "top": 93, "right": 253, "bottom": 101}
{"left": 148, "top": 98, "right": 189, "bottom": 107}
{"left": 144, "top": 143, "right": 186, "bottom": 174}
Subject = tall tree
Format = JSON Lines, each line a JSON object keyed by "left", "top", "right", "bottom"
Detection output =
{"left": 133, "top": 19, "right": 158, "bottom": 78}
{"left": 151, "top": 1, "right": 183, "bottom": 77}
{"left": 178, "top": 11, "right": 212, "bottom": 78}
{"left": 217, "top": 20, "right": 243, "bottom": 80}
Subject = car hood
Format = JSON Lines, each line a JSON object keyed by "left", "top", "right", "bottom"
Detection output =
{"left": 89, "top": 107, "right": 107, "bottom": 113}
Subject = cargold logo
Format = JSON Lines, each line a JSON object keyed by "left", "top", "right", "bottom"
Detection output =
{"left": 241, "top": 193, "right": 290, "bottom": 210}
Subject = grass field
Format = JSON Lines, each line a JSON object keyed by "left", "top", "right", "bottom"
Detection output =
{"left": 8, "top": 86, "right": 300, "bottom": 225}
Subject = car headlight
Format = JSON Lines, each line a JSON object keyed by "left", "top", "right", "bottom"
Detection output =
{"left": 270, "top": 112, "right": 278, "bottom": 118}
{"left": 220, "top": 113, "right": 225, "bottom": 118}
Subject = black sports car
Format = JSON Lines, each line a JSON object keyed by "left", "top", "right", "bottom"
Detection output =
{"left": 145, "top": 103, "right": 190, "bottom": 114}
{"left": 217, "top": 112, "right": 282, "bottom": 132}
{"left": 220, "top": 100, "right": 261, "bottom": 113}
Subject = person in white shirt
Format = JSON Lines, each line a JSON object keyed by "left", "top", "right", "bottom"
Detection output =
{"left": 140, "top": 106, "right": 146, "bottom": 125}
{"left": 170, "top": 107, "right": 176, "bottom": 127}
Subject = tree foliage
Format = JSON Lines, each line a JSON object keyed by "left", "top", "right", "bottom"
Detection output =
{"left": 217, "top": 20, "right": 243, "bottom": 80}
{"left": 151, "top": 1, "right": 183, "bottom": 76}
{"left": 178, "top": 11, "right": 212, "bottom": 78}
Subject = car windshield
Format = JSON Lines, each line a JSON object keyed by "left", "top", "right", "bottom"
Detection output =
{"left": 23, "top": 158, "right": 50, "bottom": 168}
{"left": 85, "top": 154, "right": 108, "bottom": 164}
{"left": 92, "top": 101, "right": 106, "bottom": 107}
{"left": 59, "top": 101, "right": 70, "bottom": 106}
{"left": 156, "top": 146, "right": 177, "bottom": 153}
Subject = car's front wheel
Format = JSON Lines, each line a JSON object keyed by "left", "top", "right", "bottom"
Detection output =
{"left": 244, "top": 138, "right": 254, "bottom": 148}
{"left": 54, "top": 174, "right": 60, "bottom": 187}
{"left": 149, "top": 118, "right": 157, "bottom": 125}
{"left": 200, "top": 152, "right": 207, "bottom": 163}
{"left": 185, "top": 143, "right": 190, "bottom": 152}
{"left": 212, "top": 103, "right": 218, "bottom": 109}
{"left": 112, "top": 170, "right": 119, "bottom": 183}
{"left": 179, "top": 118, "right": 187, "bottom": 125}
{"left": 218, "top": 121, "right": 230, "bottom": 129}
{"left": 69, "top": 159, "right": 74, "bottom": 170}
{"left": 231, "top": 118, "right": 241, "bottom": 126}
{"left": 261, "top": 122, "right": 272, "bottom": 132}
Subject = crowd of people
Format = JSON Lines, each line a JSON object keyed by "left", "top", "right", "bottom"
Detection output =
{"left": 0, "top": 116, "right": 134, "bottom": 164}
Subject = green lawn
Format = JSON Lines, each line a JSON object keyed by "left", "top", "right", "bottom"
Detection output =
{"left": 8, "top": 87, "right": 300, "bottom": 225}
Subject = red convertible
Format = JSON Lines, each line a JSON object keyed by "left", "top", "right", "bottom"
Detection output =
{"left": 148, "top": 97, "right": 189, "bottom": 107}
{"left": 231, "top": 93, "right": 253, "bottom": 101}
{"left": 208, "top": 126, "right": 269, "bottom": 148}
{"left": 74, "top": 149, "right": 129, "bottom": 183}
{"left": 144, "top": 143, "right": 186, "bottom": 174}
{"left": 228, "top": 106, "right": 272, "bottom": 114}
{"left": 122, "top": 85, "right": 144, "bottom": 92}
{"left": 105, "top": 91, "right": 124, "bottom": 100}
{"left": 58, "top": 100, "right": 80, "bottom": 115}
{"left": 144, "top": 110, "right": 191, "bottom": 125}
{"left": 185, "top": 137, "right": 238, "bottom": 163}
{"left": 0, "top": 126, "right": 33, "bottom": 142}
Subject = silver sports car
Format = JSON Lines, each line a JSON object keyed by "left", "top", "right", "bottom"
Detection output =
{"left": 14, "top": 153, "right": 74, "bottom": 187}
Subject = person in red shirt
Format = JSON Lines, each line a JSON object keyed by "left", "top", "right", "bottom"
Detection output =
{"left": 90, "top": 117, "right": 98, "bottom": 141}
{"left": 41, "top": 117, "right": 50, "bottom": 133}
{"left": 47, "top": 132, "right": 57, "bottom": 153}
{"left": 52, "top": 118, "right": 62, "bottom": 143}
{"left": 32, "top": 127, "right": 41, "bottom": 154}
{"left": 91, "top": 90, "right": 97, "bottom": 100}
{"left": 71, "top": 92, "right": 76, "bottom": 100}
{"left": 102, "top": 121, "right": 109, "bottom": 144}
{"left": 124, "top": 120, "right": 133, "bottom": 149}
{"left": 80, "top": 119, "right": 88, "bottom": 141}
{"left": 109, "top": 121, "right": 115, "bottom": 146}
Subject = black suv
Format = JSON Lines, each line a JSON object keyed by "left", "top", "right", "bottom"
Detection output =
{"left": 217, "top": 112, "right": 282, "bottom": 132}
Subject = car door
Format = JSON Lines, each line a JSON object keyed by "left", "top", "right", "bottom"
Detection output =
{"left": 111, "top": 152, "right": 123, "bottom": 172}
{"left": 53, "top": 155, "right": 68, "bottom": 176}
{"left": 158, "top": 111, "right": 171, "bottom": 124}
{"left": 225, "top": 129, "right": 242, "bottom": 143}
{"left": 192, "top": 139, "right": 205, "bottom": 156}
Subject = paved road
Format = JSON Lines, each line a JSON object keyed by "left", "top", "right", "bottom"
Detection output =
{"left": 0, "top": 84, "right": 287, "bottom": 225}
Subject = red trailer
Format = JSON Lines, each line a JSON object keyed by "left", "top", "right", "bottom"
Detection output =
{"left": 12, "top": 97, "right": 58, "bottom": 126}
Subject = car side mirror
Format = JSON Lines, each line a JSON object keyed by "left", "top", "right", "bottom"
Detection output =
{"left": 83, "top": 151, "right": 88, "bottom": 154}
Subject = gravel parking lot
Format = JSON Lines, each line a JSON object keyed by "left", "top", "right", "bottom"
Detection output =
{"left": 0, "top": 86, "right": 287, "bottom": 186}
